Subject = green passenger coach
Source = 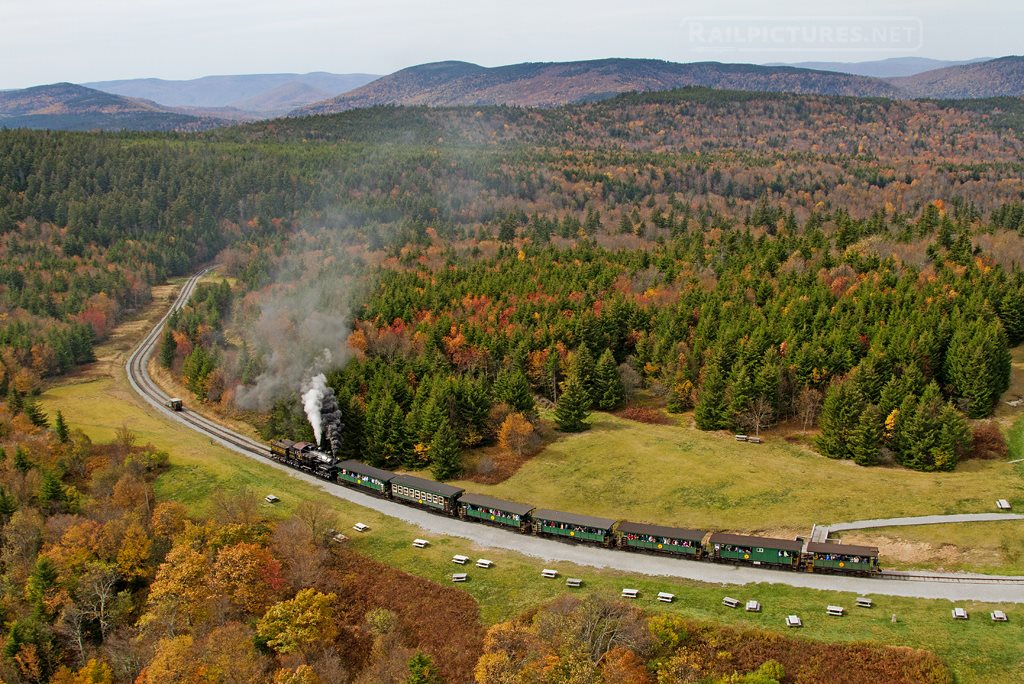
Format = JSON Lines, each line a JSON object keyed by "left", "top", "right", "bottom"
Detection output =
{"left": 532, "top": 509, "right": 617, "bottom": 545}
{"left": 457, "top": 493, "right": 534, "bottom": 531}
{"left": 336, "top": 460, "right": 395, "bottom": 495}
{"left": 617, "top": 521, "right": 706, "bottom": 558}
{"left": 389, "top": 473, "right": 464, "bottom": 513}
{"left": 805, "top": 541, "right": 880, "bottom": 574}
{"left": 708, "top": 532, "right": 803, "bottom": 567}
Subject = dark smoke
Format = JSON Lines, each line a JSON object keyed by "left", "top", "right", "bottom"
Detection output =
{"left": 319, "top": 384, "right": 343, "bottom": 456}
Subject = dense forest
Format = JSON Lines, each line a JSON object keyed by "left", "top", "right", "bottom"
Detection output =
{"left": 3, "top": 89, "right": 1024, "bottom": 475}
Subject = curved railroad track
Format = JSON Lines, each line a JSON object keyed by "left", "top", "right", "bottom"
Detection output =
{"left": 126, "top": 270, "right": 1024, "bottom": 603}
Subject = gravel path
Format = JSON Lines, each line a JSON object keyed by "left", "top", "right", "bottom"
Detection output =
{"left": 127, "top": 271, "right": 1024, "bottom": 604}
{"left": 828, "top": 513, "right": 1024, "bottom": 532}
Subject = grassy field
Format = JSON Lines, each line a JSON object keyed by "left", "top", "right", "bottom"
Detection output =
{"left": 455, "top": 413, "right": 1024, "bottom": 536}
{"left": 38, "top": 374, "right": 1024, "bottom": 683}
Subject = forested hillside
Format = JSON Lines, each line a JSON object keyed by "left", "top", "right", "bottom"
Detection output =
{"left": 3, "top": 89, "right": 1024, "bottom": 474}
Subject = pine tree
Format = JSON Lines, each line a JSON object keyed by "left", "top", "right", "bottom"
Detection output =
{"left": 429, "top": 419, "right": 461, "bottom": 481}
{"left": 725, "top": 362, "right": 753, "bottom": 432}
{"left": 406, "top": 652, "right": 441, "bottom": 684}
{"left": 0, "top": 487, "right": 17, "bottom": 521}
{"left": 6, "top": 387, "right": 24, "bottom": 416}
{"left": 569, "top": 344, "right": 596, "bottom": 406}
{"left": 159, "top": 327, "right": 177, "bottom": 369}
{"left": 850, "top": 405, "right": 884, "bottom": 466}
{"left": 52, "top": 410, "right": 69, "bottom": 443}
{"left": 22, "top": 398, "right": 48, "bottom": 428}
{"left": 593, "top": 349, "right": 625, "bottom": 411}
{"left": 998, "top": 287, "right": 1024, "bottom": 345}
{"left": 694, "top": 357, "right": 728, "bottom": 431}
{"left": 554, "top": 374, "right": 591, "bottom": 432}
{"left": 935, "top": 404, "right": 971, "bottom": 471}
{"left": 38, "top": 471, "right": 66, "bottom": 513}
{"left": 544, "top": 349, "right": 562, "bottom": 402}
{"left": 454, "top": 377, "right": 492, "bottom": 447}
{"left": 495, "top": 367, "right": 535, "bottom": 413}
{"left": 25, "top": 556, "right": 58, "bottom": 617}
{"left": 13, "top": 446, "right": 32, "bottom": 474}
{"left": 386, "top": 401, "right": 412, "bottom": 468}
{"left": 816, "top": 379, "right": 866, "bottom": 460}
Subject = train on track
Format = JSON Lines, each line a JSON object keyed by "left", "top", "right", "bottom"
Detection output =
{"left": 268, "top": 439, "right": 880, "bottom": 576}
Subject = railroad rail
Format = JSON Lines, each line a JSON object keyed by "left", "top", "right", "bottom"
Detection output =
{"left": 125, "top": 269, "right": 1024, "bottom": 602}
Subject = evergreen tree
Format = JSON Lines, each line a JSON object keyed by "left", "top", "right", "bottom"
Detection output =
{"left": 944, "top": 318, "right": 1010, "bottom": 418}
{"left": 569, "top": 344, "right": 596, "bottom": 406}
{"left": 13, "top": 446, "right": 32, "bottom": 474}
{"left": 850, "top": 404, "right": 884, "bottom": 466}
{"left": 816, "top": 379, "right": 866, "bottom": 460}
{"left": 52, "top": 410, "right": 69, "bottom": 443}
{"left": 22, "top": 398, "right": 48, "bottom": 429}
{"left": 593, "top": 349, "right": 625, "bottom": 411}
{"left": 998, "top": 287, "right": 1024, "bottom": 345}
{"left": 0, "top": 487, "right": 17, "bottom": 521}
{"left": 429, "top": 419, "right": 461, "bottom": 481}
{"left": 495, "top": 367, "right": 535, "bottom": 413}
{"left": 543, "top": 349, "right": 562, "bottom": 402}
{"left": 878, "top": 365, "right": 924, "bottom": 416}
{"left": 694, "top": 356, "right": 728, "bottom": 431}
{"left": 6, "top": 387, "right": 24, "bottom": 416}
{"left": 406, "top": 652, "right": 441, "bottom": 684}
{"left": 38, "top": 471, "right": 66, "bottom": 513}
{"left": 725, "top": 362, "right": 753, "bottom": 432}
{"left": 554, "top": 374, "right": 591, "bottom": 432}
{"left": 159, "top": 327, "right": 177, "bottom": 369}
{"left": 935, "top": 404, "right": 971, "bottom": 471}
{"left": 454, "top": 377, "right": 492, "bottom": 447}
{"left": 386, "top": 400, "right": 412, "bottom": 468}
{"left": 25, "top": 556, "right": 58, "bottom": 617}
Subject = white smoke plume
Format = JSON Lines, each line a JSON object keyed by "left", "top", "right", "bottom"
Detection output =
{"left": 232, "top": 233, "right": 358, "bottom": 412}
{"left": 301, "top": 372, "right": 329, "bottom": 446}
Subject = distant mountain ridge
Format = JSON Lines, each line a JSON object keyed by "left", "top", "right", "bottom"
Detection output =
{"left": 84, "top": 72, "right": 378, "bottom": 115}
{"left": 0, "top": 82, "right": 222, "bottom": 131}
{"left": 772, "top": 57, "right": 989, "bottom": 78}
{"left": 887, "top": 56, "right": 1024, "bottom": 98}
{"left": 295, "top": 58, "right": 902, "bottom": 114}
{"left": 6, "top": 57, "right": 1024, "bottom": 132}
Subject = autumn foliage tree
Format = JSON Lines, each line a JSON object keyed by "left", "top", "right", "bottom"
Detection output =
{"left": 497, "top": 413, "right": 536, "bottom": 458}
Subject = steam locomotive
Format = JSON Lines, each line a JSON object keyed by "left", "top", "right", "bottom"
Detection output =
{"left": 268, "top": 440, "right": 339, "bottom": 480}
{"left": 266, "top": 440, "right": 880, "bottom": 576}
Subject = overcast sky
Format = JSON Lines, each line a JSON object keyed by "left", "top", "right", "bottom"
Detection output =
{"left": 1, "top": 0, "right": 1019, "bottom": 89}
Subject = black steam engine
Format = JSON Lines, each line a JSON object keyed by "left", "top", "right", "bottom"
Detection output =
{"left": 269, "top": 439, "right": 339, "bottom": 480}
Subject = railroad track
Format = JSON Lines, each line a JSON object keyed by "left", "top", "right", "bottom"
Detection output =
{"left": 879, "top": 573, "right": 1024, "bottom": 585}
{"left": 125, "top": 269, "right": 269, "bottom": 459}
{"left": 125, "top": 269, "right": 1024, "bottom": 601}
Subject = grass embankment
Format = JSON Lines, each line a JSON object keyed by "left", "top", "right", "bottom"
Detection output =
{"left": 39, "top": 375, "right": 1024, "bottom": 683}
{"left": 455, "top": 413, "right": 1024, "bottom": 534}
{"left": 843, "top": 520, "right": 1024, "bottom": 576}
